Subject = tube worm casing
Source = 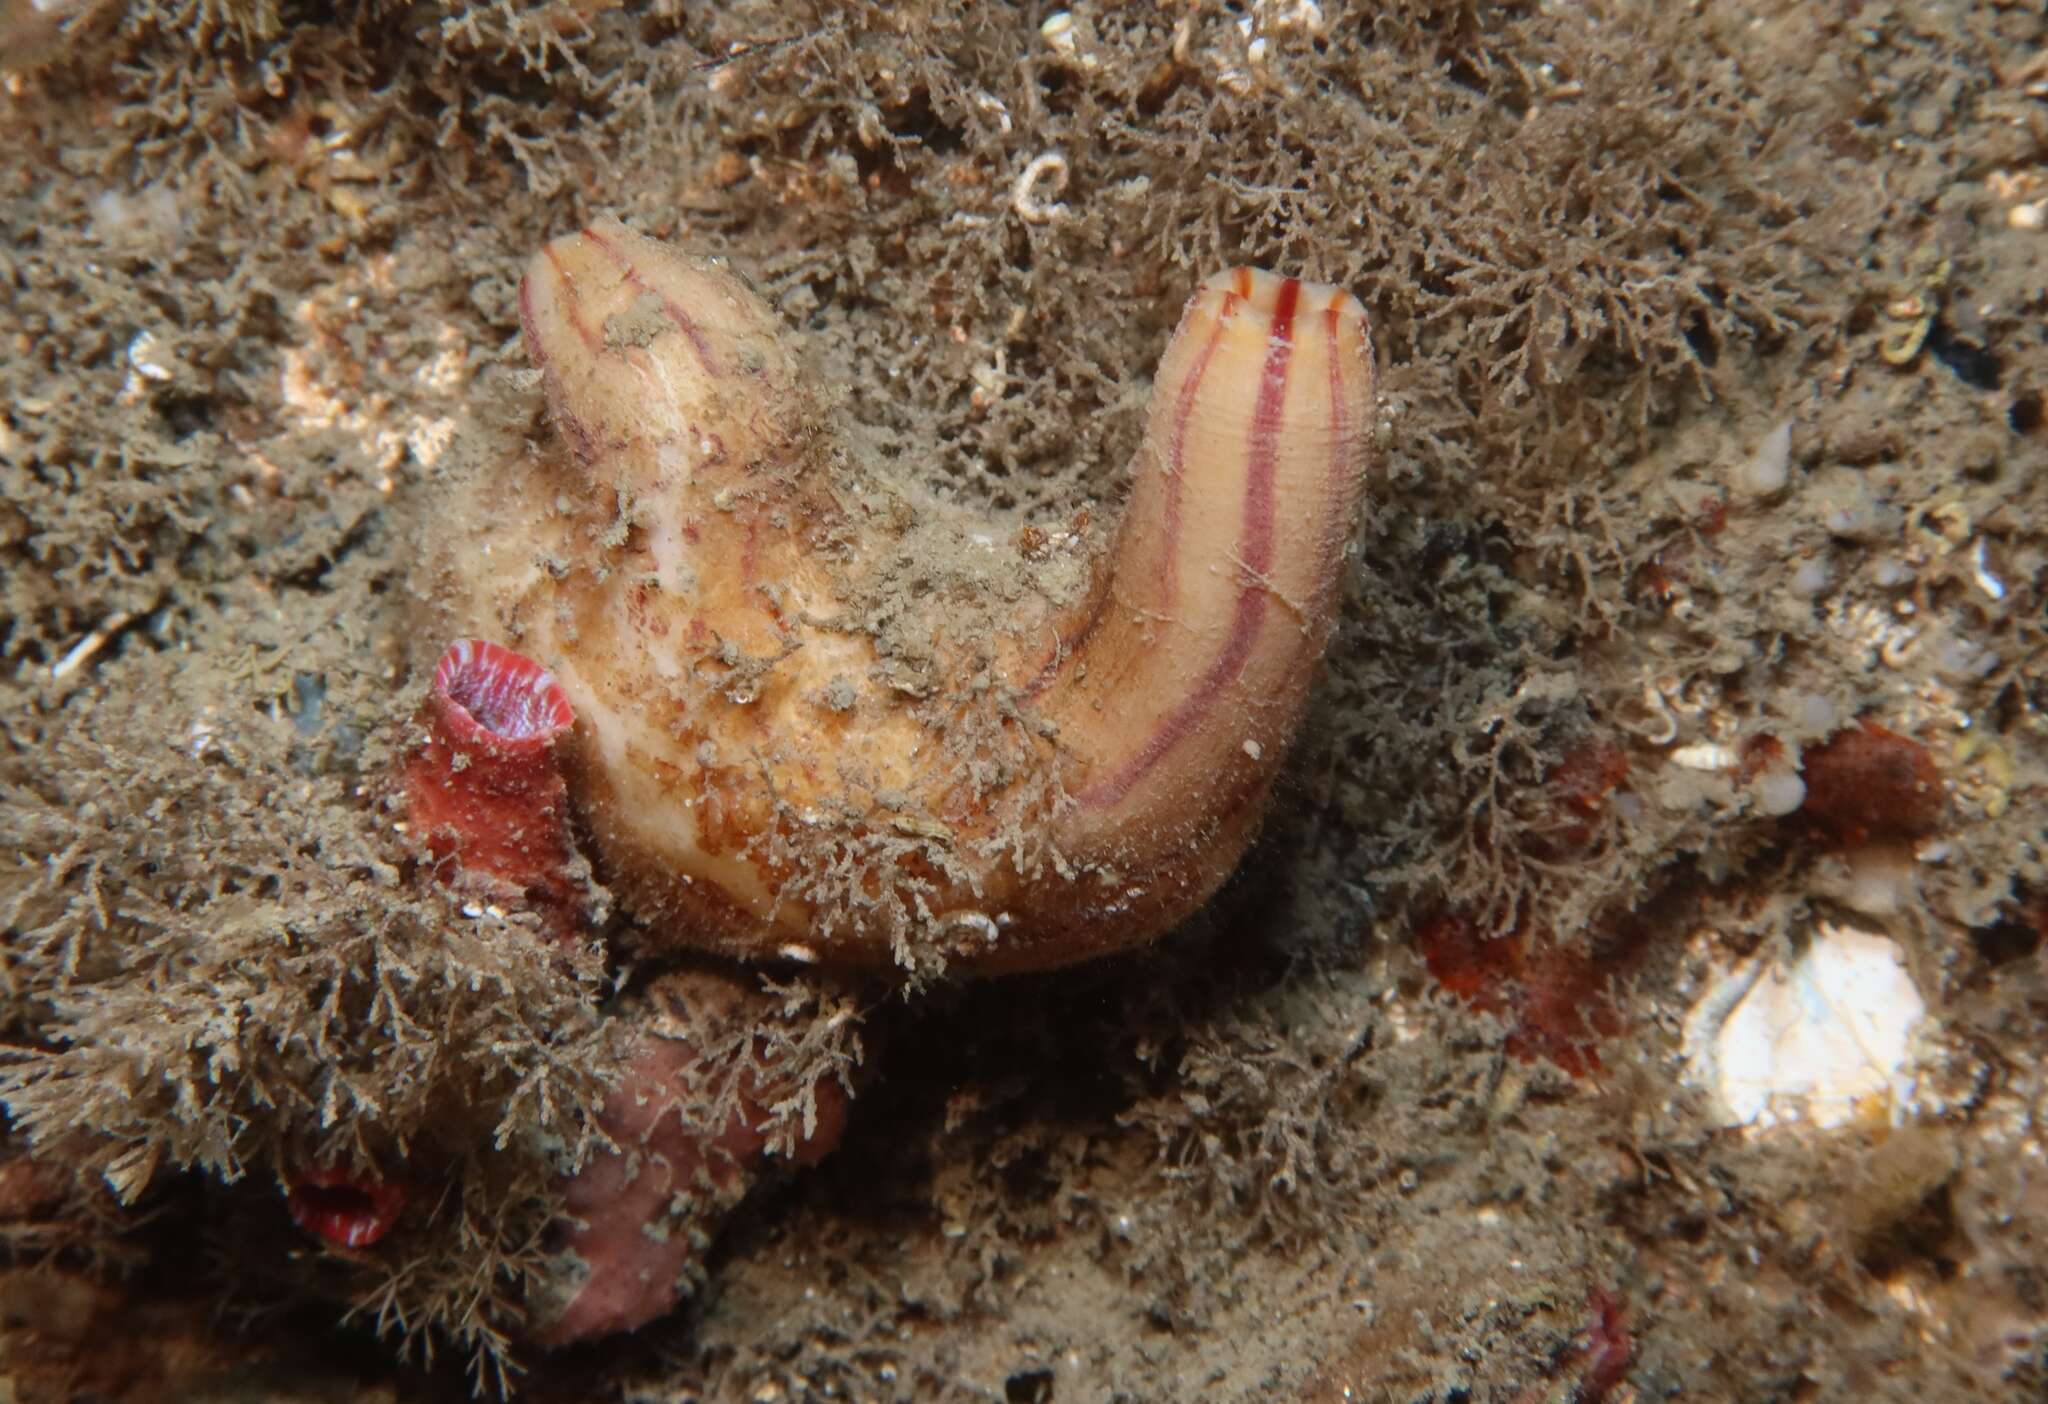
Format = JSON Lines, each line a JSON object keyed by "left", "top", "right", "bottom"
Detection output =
{"left": 447, "top": 220, "right": 1374, "bottom": 973}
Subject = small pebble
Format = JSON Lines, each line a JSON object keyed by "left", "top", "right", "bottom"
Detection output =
{"left": 1929, "top": 626, "right": 1999, "bottom": 681}
{"left": 1812, "top": 468, "right": 1901, "bottom": 542}
{"left": 1843, "top": 846, "right": 1916, "bottom": 917}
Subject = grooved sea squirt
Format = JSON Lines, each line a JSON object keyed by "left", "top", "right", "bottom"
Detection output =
{"left": 441, "top": 217, "right": 1377, "bottom": 976}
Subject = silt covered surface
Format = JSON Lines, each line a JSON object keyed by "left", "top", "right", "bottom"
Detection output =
{"left": 1, "top": 0, "right": 2046, "bottom": 1399}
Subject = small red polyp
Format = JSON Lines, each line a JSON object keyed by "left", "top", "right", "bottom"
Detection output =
{"left": 405, "top": 639, "right": 590, "bottom": 934}
{"left": 286, "top": 1164, "right": 406, "bottom": 1250}
{"left": 434, "top": 638, "right": 576, "bottom": 752}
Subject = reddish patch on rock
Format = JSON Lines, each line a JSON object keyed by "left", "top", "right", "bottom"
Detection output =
{"left": 1695, "top": 493, "right": 1729, "bottom": 536}
{"left": 1535, "top": 738, "right": 1632, "bottom": 853}
{"left": 1416, "top": 911, "right": 1626, "bottom": 1079}
{"left": 1574, "top": 1287, "right": 1634, "bottom": 1404}
{"left": 1735, "top": 732, "right": 1786, "bottom": 784}
{"left": 404, "top": 639, "right": 592, "bottom": 935}
{"left": 286, "top": 1165, "right": 406, "bottom": 1250}
{"left": 1798, "top": 719, "right": 1943, "bottom": 845}
{"left": 1417, "top": 908, "right": 1520, "bottom": 1007}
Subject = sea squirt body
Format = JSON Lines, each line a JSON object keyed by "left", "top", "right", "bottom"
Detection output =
{"left": 445, "top": 218, "right": 1375, "bottom": 974}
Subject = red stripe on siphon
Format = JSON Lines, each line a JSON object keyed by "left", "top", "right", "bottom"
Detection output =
{"left": 1080, "top": 277, "right": 1299, "bottom": 810}
{"left": 524, "top": 259, "right": 602, "bottom": 462}
{"left": 1314, "top": 303, "right": 1354, "bottom": 606}
{"left": 1030, "top": 285, "right": 1237, "bottom": 698}
{"left": 579, "top": 225, "right": 722, "bottom": 377}
{"left": 1157, "top": 292, "right": 1236, "bottom": 605}
{"left": 1022, "top": 579, "right": 1111, "bottom": 700}
{"left": 539, "top": 248, "right": 602, "bottom": 354}
{"left": 517, "top": 275, "right": 549, "bottom": 369}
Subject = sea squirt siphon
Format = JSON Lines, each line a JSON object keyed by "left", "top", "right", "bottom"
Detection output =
{"left": 442, "top": 217, "right": 1376, "bottom": 974}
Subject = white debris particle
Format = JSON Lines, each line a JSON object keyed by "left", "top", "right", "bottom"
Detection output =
{"left": 126, "top": 330, "right": 174, "bottom": 381}
{"left": 50, "top": 610, "right": 134, "bottom": 681}
{"left": 944, "top": 911, "right": 1000, "bottom": 944}
{"left": 1732, "top": 420, "right": 1792, "bottom": 497}
{"left": 1789, "top": 556, "right": 1830, "bottom": 598}
{"left": 407, "top": 415, "right": 457, "bottom": 469}
{"left": 1012, "top": 151, "right": 1071, "bottom": 224}
{"left": 1752, "top": 768, "right": 1807, "bottom": 817}
{"left": 1969, "top": 537, "right": 2007, "bottom": 602}
{"left": 1793, "top": 693, "right": 1837, "bottom": 734}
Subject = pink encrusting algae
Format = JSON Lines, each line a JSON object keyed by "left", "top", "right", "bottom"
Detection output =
{"left": 529, "top": 970, "right": 851, "bottom": 1347}
{"left": 446, "top": 219, "right": 1376, "bottom": 974}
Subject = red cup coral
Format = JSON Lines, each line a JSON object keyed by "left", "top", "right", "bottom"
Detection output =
{"left": 403, "top": 638, "right": 595, "bottom": 936}
{"left": 396, "top": 638, "right": 860, "bottom": 1347}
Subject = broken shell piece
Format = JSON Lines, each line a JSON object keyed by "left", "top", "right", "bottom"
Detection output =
{"left": 1670, "top": 741, "right": 1738, "bottom": 772}
{"left": 1682, "top": 920, "right": 1927, "bottom": 1132}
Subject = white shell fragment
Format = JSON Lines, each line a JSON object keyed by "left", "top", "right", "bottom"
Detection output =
{"left": 1683, "top": 920, "right": 1927, "bottom": 1132}
{"left": 1670, "top": 741, "right": 1738, "bottom": 772}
